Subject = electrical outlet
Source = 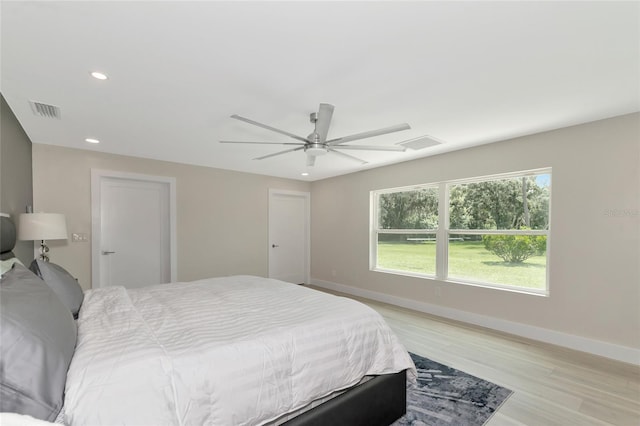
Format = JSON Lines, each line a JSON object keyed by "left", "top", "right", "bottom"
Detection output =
{"left": 435, "top": 287, "right": 442, "bottom": 297}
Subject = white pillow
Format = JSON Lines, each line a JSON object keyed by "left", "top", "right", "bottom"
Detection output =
{"left": 0, "top": 257, "right": 25, "bottom": 276}
{"left": 0, "top": 412, "right": 58, "bottom": 426}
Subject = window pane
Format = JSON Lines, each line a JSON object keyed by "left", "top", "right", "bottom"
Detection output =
{"left": 378, "top": 188, "right": 438, "bottom": 229}
{"left": 377, "top": 233, "right": 436, "bottom": 275}
{"left": 449, "top": 174, "right": 550, "bottom": 230}
{"left": 448, "top": 234, "right": 547, "bottom": 290}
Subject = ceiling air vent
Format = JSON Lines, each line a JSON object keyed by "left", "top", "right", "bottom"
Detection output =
{"left": 398, "top": 135, "right": 443, "bottom": 150}
{"left": 29, "top": 101, "right": 61, "bottom": 119}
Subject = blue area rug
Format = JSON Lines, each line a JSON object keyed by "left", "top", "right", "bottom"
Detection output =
{"left": 394, "top": 352, "right": 513, "bottom": 426}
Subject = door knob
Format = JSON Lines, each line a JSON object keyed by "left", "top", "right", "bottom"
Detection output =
{"left": 271, "top": 244, "right": 279, "bottom": 248}
{"left": 102, "top": 250, "right": 116, "bottom": 255}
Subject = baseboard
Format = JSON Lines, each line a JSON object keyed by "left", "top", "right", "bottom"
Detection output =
{"left": 310, "top": 278, "right": 640, "bottom": 366}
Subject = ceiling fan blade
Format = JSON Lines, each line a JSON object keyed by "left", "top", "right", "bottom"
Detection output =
{"left": 328, "top": 148, "right": 368, "bottom": 165}
{"left": 327, "top": 123, "right": 411, "bottom": 146}
{"left": 231, "top": 114, "right": 309, "bottom": 143}
{"left": 306, "top": 154, "right": 316, "bottom": 167}
{"left": 315, "top": 103, "right": 334, "bottom": 142}
{"left": 253, "top": 146, "right": 305, "bottom": 161}
{"left": 220, "top": 140, "right": 304, "bottom": 146}
{"left": 332, "top": 144, "right": 406, "bottom": 152}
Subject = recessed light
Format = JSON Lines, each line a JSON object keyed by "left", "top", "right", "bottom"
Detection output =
{"left": 90, "top": 71, "right": 108, "bottom": 80}
{"left": 85, "top": 138, "right": 100, "bottom": 144}
{"left": 301, "top": 172, "right": 309, "bottom": 176}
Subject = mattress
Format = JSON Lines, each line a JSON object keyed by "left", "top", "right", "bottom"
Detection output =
{"left": 62, "top": 275, "right": 415, "bottom": 425}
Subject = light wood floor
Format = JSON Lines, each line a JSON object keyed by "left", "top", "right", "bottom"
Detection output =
{"left": 311, "top": 286, "right": 640, "bottom": 426}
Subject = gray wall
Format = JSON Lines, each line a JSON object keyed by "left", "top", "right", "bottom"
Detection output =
{"left": 0, "top": 95, "right": 33, "bottom": 263}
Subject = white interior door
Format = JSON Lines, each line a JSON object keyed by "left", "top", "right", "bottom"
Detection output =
{"left": 268, "top": 189, "right": 310, "bottom": 284}
{"left": 91, "top": 170, "right": 176, "bottom": 288}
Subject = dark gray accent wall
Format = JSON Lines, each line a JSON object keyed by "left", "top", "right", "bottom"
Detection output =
{"left": 1, "top": 94, "right": 34, "bottom": 263}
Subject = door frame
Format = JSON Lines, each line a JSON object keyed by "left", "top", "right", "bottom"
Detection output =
{"left": 268, "top": 189, "right": 311, "bottom": 284}
{"left": 91, "top": 169, "right": 177, "bottom": 288}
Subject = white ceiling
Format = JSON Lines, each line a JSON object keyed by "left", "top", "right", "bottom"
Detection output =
{"left": 2, "top": 1, "right": 638, "bottom": 181}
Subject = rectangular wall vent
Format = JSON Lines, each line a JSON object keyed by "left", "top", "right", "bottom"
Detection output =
{"left": 398, "top": 135, "right": 443, "bottom": 150}
{"left": 29, "top": 101, "right": 61, "bottom": 119}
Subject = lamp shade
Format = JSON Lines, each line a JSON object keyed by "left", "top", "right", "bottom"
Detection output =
{"left": 18, "top": 213, "right": 68, "bottom": 241}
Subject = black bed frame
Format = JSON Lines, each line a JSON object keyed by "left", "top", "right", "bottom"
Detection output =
{"left": 283, "top": 370, "right": 407, "bottom": 426}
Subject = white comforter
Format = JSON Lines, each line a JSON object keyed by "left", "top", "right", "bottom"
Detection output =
{"left": 63, "top": 276, "right": 415, "bottom": 426}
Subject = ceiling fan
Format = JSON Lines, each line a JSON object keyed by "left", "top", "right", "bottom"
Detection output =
{"left": 220, "top": 103, "right": 411, "bottom": 166}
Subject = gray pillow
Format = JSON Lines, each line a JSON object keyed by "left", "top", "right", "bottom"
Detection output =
{"left": 0, "top": 264, "right": 77, "bottom": 421}
{"left": 30, "top": 260, "right": 83, "bottom": 317}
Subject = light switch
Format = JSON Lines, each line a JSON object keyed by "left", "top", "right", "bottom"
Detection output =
{"left": 72, "top": 233, "right": 89, "bottom": 242}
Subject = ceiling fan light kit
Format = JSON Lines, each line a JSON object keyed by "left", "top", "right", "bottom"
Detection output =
{"left": 221, "top": 103, "right": 411, "bottom": 166}
{"left": 306, "top": 146, "right": 328, "bottom": 156}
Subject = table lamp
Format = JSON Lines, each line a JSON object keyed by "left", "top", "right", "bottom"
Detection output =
{"left": 18, "top": 213, "right": 68, "bottom": 262}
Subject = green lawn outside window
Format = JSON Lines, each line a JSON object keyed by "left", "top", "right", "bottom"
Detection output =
{"left": 377, "top": 240, "right": 546, "bottom": 289}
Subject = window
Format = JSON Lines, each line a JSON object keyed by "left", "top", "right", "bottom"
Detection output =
{"left": 371, "top": 169, "right": 551, "bottom": 295}
{"left": 375, "top": 187, "right": 439, "bottom": 275}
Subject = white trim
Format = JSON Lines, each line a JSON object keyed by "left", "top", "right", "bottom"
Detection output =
{"left": 377, "top": 229, "right": 438, "bottom": 234}
{"left": 374, "top": 182, "right": 440, "bottom": 196}
{"left": 448, "top": 167, "right": 552, "bottom": 186}
{"left": 448, "top": 229, "right": 548, "bottom": 236}
{"left": 369, "top": 192, "right": 377, "bottom": 270}
{"left": 436, "top": 182, "right": 448, "bottom": 279}
{"left": 268, "top": 189, "right": 311, "bottom": 285}
{"left": 370, "top": 168, "right": 551, "bottom": 195}
{"left": 369, "top": 267, "right": 548, "bottom": 296}
{"left": 310, "top": 278, "right": 640, "bottom": 366}
{"left": 91, "top": 169, "right": 177, "bottom": 288}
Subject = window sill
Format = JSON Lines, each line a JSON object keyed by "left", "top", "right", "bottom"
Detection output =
{"left": 371, "top": 267, "right": 549, "bottom": 297}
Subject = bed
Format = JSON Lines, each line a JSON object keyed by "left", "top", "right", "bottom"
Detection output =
{"left": 0, "top": 215, "right": 415, "bottom": 425}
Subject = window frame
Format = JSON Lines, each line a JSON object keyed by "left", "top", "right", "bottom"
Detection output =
{"left": 371, "top": 184, "right": 440, "bottom": 278}
{"left": 370, "top": 168, "right": 551, "bottom": 296}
